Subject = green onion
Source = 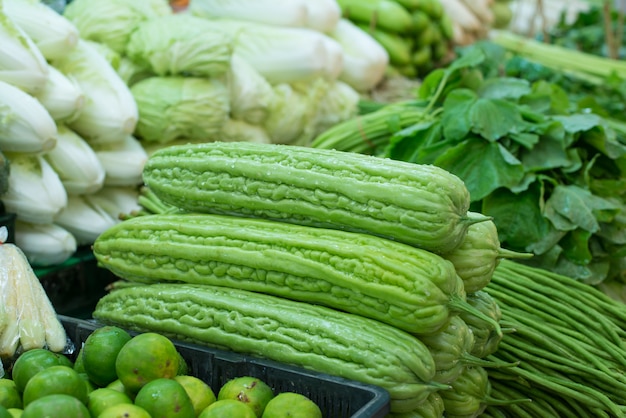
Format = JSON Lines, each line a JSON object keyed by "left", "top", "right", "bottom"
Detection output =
{"left": 491, "top": 30, "right": 626, "bottom": 81}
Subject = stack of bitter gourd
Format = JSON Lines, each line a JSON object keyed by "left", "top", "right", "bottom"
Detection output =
{"left": 91, "top": 141, "right": 527, "bottom": 416}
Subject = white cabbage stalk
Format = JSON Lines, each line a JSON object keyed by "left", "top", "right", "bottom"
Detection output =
{"left": 189, "top": 0, "right": 309, "bottom": 27}
{"left": 52, "top": 40, "right": 139, "bottom": 145}
{"left": 14, "top": 221, "right": 77, "bottom": 267}
{"left": 55, "top": 194, "right": 118, "bottom": 246}
{"left": 209, "top": 19, "right": 337, "bottom": 84}
{"left": 91, "top": 135, "right": 148, "bottom": 186}
{"left": 88, "top": 41, "right": 122, "bottom": 71}
{"left": 83, "top": 186, "right": 141, "bottom": 220}
{"left": 229, "top": 54, "right": 275, "bottom": 125}
{"left": 125, "top": 14, "right": 233, "bottom": 78}
{"left": 130, "top": 76, "right": 230, "bottom": 143}
{"left": 330, "top": 19, "right": 389, "bottom": 92}
{"left": 0, "top": 6, "right": 49, "bottom": 94}
{"left": 44, "top": 124, "right": 105, "bottom": 195}
{"left": 2, "top": 152, "right": 67, "bottom": 225}
{"left": 62, "top": 0, "right": 172, "bottom": 55}
{"left": 0, "top": 80, "right": 57, "bottom": 153}
{"left": 219, "top": 119, "right": 272, "bottom": 144}
{"left": 264, "top": 79, "right": 330, "bottom": 146}
{"left": 3, "top": 0, "right": 79, "bottom": 61}
{"left": 34, "top": 65, "right": 85, "bottom": 123}
{"left": 319, "top": 34, "right": 344, "bottom": 81}
{"left": 301, "top": 0, "right": 341, "bottom": 33}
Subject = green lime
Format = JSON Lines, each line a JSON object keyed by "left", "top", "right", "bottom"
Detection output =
{"left": 174, "top": 375, "right": 216, "bottom": 415}
{"left": 11, "top": 349, "right": 68, "bottom": 393}
{"left": 0, "top": 405, "right": 10, "bottom": 418}
{"left": 54, "top": 353, "right": 73, "bottom": 369}
{"left": 105, "top": 379, "right": 135, "bottom": 400}
{"left": 7, "top": 408, "right": 21, "bottom": 418}
{"left": 82, "top": 326, "right": 132, "bottom": 387}
{"left": 115, "top": 333, "right": 179, "bottom": 393}
{"left": 72, "top": 347, "right": 85, "bottom": 374}
{"left": 0, "top": 384, "right": 21, "bottom": 409}
{"left": 261, "top": 392, "right": 322, "bottom": 418}
{"left": 0, "top": 381, "right": 13, "bottom": 389}
{"left": 176, "top": 351, "right": 189, "bottom": 376}
{"left": 218, "top": 376, "right": 274, "bottom": 417}
{"left": 98, "top": 403, "right": 151, "bottom": 418}
{"left": 199, "top": 399, "right": 256, "bottom": 418}
{"left": 77, "top": 373, "right": 96, "bottom": 394}
{"left": 87, "top": 388, "right": 132, "bottom": 417}
{"left": 21, "top": 394, "right": 90, "bottom": 418}
{"left": 134, "top": 378, "right": 195, "bottom": 418}
{"left": 22, "top": 366, "right": 88, "bottom": 406}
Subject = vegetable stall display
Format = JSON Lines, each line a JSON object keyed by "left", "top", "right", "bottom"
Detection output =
{"left": 87, "top": 142, "right": 626, "bottom": 416}
{"left": 90, "top": 143, "right": 508, "bottom": 415}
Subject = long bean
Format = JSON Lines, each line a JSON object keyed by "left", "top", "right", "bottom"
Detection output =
{"left": 487, "top": 287, "right": 626, "bottom": 369}
{"left": 488, "top": 273, "right": 623, "bottom": 346}
{"left": 497, "top": 260, "right": 626, "bottom": 327}
{"left": 494, "top": 266, "right": 625, "bottom": 342}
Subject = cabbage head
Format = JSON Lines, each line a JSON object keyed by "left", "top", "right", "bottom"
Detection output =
{"left": 126, "top": 14, "right": 233, "bottom": 78}
{"left": 131, "top": 76, "right": 230, "bottom": 143}
{"left": 63, "top": 0, "right": 172, "bottom": 54}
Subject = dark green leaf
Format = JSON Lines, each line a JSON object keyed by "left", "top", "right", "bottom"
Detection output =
{"left": 469, "top": 98, "right": 524, "bottom": 141}
{"left": 582, "top": 125, "right": 626, "bottom": 159}
{"left": 552, "top": 113, "right": 602, "bottom": 133}
{"left": 560, "top": 228, "right": 593, "bottom": 265}
{"left": 509, "top": 132, "right": 539, "bottom": 149}
{"left": 481, "top": 181, "right": 551, "bottom": 250}
{"left": 434, "top": 139, "right": 525, "bottom": 201}
{"left": 448, "top": 45, "right": 486, "bottom": 74}
{"left": 441, "top": 89, "right": 477, "bottom": 141}
{"left": 478, "top": 77, "right": 531, "bottom": 100}
{"left": 385, "top": 120, "right": 438, "bottom": 161}
{"left": 520, "top": 134, "right": 576, "bottom": 172}
{"left": 544, "top": 185, "right": 621, "bottom": 233}
{"left": 418, "top": 69, "right": 445, "bottom": 100}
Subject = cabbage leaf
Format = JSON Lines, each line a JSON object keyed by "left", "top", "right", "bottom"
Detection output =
{"left": 131, "top": 76, "right": 230, "bottom": 143}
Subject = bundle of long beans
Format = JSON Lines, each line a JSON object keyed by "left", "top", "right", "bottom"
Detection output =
{"left": 483, "top": 259, "right": 626, "bottom": 417}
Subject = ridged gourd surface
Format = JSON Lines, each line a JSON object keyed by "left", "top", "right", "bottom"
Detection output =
{"left": 142, "top": 142, "right": 477, "bottom": 253}
{"left": 93, "top": 213, "right": 466, "bottom": 335}
{"left": 93, "top": 283, "right": 442, "bottom": 413}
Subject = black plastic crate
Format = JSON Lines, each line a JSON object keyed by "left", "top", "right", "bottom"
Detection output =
{"left": 35, "top": 248, "right": 119, "bottom": 319}
{"left": 61, "top": 315, "right": 391, "bottom": 418}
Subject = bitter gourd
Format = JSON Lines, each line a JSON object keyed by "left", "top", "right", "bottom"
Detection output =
{"left": 443, "top": 217, "right": 532, "bottom": 293}
{"left": 93, "top": 213, "right": 476, "bottom": 336}
{"left": 141, "top": 141, "right": 490, "bottom": 254}
{"left": 419, "top": 315, "right": 475, "bottom": 385}
{"left": 459, "top": 291, "right": 503, "bottom": 359}
{"left": 93, "top": 283, "right": 442, "bottom": 413}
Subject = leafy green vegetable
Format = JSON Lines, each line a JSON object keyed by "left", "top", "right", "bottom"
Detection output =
{"left": 384, "top": 41, "right": 626, "bottom": 284}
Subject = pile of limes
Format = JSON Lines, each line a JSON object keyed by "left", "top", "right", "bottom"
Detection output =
{"left": 0, "top": 326, "right": 323, "bottom": 418}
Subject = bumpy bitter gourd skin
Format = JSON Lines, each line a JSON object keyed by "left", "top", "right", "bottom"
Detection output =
{"left": 419, "top": 315, "right": 475, "bottom": 385}
{"left": 459, "top": 291, "right": 503, "bottom": 359}
{"left": 93, "top": 283, "right": 440, "bottom": 413}
{"left": 440, "top": 366, "right": 491, "bottom": 418}
{"left": 93, "top": 213, "right": 466, "bottom": 336}
{"left": 386, "top": 392, "right": 445, "bottom": 418}
{"left": 443, "top": 215, "right": 533, "bottom": 293}
{"left": 142, "top": 142, "right": 488, "bottom": 254}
